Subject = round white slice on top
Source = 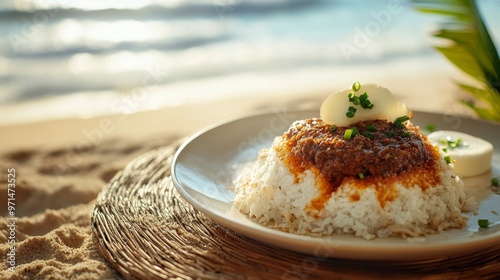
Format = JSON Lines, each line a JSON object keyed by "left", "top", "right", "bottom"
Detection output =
{"left": 427, "top": 130, "right": 494, "bottom": 177}
{"left": 320, "top": 83, "right": 410, "bottom": 127}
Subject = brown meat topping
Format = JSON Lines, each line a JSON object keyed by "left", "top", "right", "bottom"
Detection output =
{"left": 275, "top": 118, "right": 442, "bottom": 210}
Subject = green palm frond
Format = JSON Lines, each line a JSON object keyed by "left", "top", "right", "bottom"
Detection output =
{"left": 412, "top": 0, "right": 500, "bottom": 121}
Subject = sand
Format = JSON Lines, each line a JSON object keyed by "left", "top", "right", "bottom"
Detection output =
{"left": 0, "top": 90, "right": 328, "bottom": 279}
{"left": 0, "top": 69, "right": 470, "bottom": 279}
{"left": 0, "top": 134, "right": 177, "bottom": 279}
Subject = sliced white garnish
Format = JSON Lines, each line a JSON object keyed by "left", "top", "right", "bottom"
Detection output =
{"left": 320, "top": 83, "right": 409, "bottom": 127}
{"left": 427, "top": 130, "right": 494, "bottom": 177}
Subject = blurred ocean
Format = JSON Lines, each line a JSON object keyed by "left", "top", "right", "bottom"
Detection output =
{"left": 0, "top": 0, "right": 499, "bottom": 123}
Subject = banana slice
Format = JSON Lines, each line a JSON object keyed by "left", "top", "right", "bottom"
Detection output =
{"left": 320, "top": 83, "right": 409, "bottom": 127}
{"left": 427, "top": 130, "right": 494, "bottom": 177}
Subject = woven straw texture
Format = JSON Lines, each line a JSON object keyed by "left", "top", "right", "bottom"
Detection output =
{"left": 92, "top": 142, "right": 500, "bottom": 279}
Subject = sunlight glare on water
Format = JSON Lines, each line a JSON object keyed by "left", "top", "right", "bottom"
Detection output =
{"left": 0, "top": 0, "right": 498, "bottom": 124}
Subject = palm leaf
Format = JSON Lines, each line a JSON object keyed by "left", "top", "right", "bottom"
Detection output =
{"left": 435, "top": 46, "right": 486, "bottom": 84}
{"left": 412, "top": 0, "right": 500, "bottom": 121}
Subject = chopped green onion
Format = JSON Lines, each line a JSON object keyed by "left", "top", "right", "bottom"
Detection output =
{"left": 344, "top": 127, "right": 358, "bottom": 140}
{"left": 478, "top": 219, "right": 490, "bottom": 228}
{"left": 358, "top": 173, "right": 365, "bottom": 179}
{"left": 344, "top": 129, "right": 353, "bottom": 140}
{"left": 352, "top": 82, "right": 361, "bottom": 92}
{"left": 348, "top": 88, "right": 373, "bottom": 109}
{"left": 346, "top": 106, "right": 357, "bottom": 118}
{"left": 395, "top": 115, "right": 410, "bottom": 122}
{"left": 402, "top": 131, "right": 411, "bottom": 138}
{"left": 363, "top": 131, "right": 374, "bottom": 139}
{"left": 386, "top": 131, "right": 394, "bottom": 137}
{"left": 449, "top": 138, "right": 463, "bottom": 148}
{"left": 359, "top": 92, "right": 374, "bottom": 109}
{"left": 425, "top": 123, "right": 436, "bottom": 132}
{"left": 439, "top": 137, "right": 464, "bottom": 149}
{"left": 442, "top": 148, "right": 448, "bottom": 153}
{"left": 346, "top": 84, "right": 374, "bottom": 117}
{"left": 351, "top": 127, "right": 359, "bottom": 137}
{"left": 394, "top": 115, "right": 410, "bottom": 128}
{"left": 366, "top": 124, "right": 376, "bottom": 132}
{"left": 348, "top": 93, "right": 360, "bottom": 105}
{"left": 444, "top": 155, "right": 452, "bottom": 164}
{"left": 329, "top": 125, "right": 337, "bottom": 133}
{"left": 492, "top": 178, "right": 499, "bottom": 187}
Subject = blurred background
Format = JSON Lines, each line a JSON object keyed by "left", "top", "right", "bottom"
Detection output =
{"left": 0, "top": 0, "right": 499, "bottom": 125}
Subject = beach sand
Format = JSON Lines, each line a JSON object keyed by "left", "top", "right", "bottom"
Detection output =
{"left": 0, "top": 89, "right": 328, "bottom": 279}
{"left": 0, "top": 133, "right": 179, "bottom": 279}
{"left": 0, "top": 69, "right": 471, "bottom": 278}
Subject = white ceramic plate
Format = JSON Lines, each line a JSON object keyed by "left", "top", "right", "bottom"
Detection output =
{"left": 171, "top": 109, "right": 500, "bottom": 261}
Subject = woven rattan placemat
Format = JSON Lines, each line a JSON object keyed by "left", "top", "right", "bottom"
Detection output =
{"left": 91, "top": 142, "right": 500, "bottom": 279}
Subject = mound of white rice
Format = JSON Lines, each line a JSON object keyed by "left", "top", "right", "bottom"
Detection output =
{"left": 233, "top": 137, "right": 476, "bottom": 240}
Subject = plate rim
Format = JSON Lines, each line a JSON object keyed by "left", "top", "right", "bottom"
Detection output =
{"left": 171, "top": 109, "right": 500, "bottom": 260}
